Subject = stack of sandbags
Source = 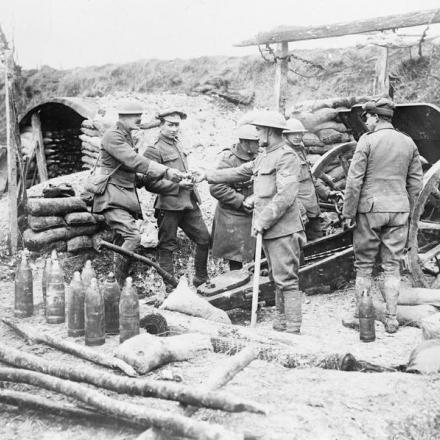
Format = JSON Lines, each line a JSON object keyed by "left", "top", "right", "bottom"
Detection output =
{"left": 79, "top": 120, "right": 102, "bottom": 170}
{"left": 24, "top": 197, "right": 105, "bottom": 253}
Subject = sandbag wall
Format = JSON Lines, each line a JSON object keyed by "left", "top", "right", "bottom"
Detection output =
{"left": 79, "top": 120, "right": 103, "bottom": 170}
{"left": 23, "top": 197, "right": 105, "bottom": 253}
{"left": 289, "top": 96, "right": 371, "bottom": 191}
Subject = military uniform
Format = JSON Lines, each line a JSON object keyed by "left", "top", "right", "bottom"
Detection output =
{"left": 209, "top": 144, "right": 256, "bottom": 269}
{"left": 206, "top": 141, "right": 306, "bottom": 333}
{"left": 144, "top": 134, "right": 210, "bottom": 286}
{"left": 343, "top": 119, "right": 423, "bottom": 332}
{"left": 93, "top": 120, "right": 169, "bottom": 283}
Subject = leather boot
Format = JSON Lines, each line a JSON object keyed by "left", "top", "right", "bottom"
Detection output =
{"left": 193, "top": 244, "right": 209, "bottom": 287}
{"left": 383, "top": 275, "right": 400, "bottom": 333}
{"left": 342, "top": 275, "right": 372, "bottom": 329}
{"left": 272, "top": 288, "right": 286, "bottom": 332}
{"left": 284, "top": 289, "right": 302, "bottom": 334}
{"left": 158, "top": 249, "right": 174, "bottom": 293}
{"left": 114, "top": 253, "right": 130, "bottom": 288}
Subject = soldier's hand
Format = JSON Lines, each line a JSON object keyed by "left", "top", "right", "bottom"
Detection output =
{"left": 342, "top": 217, "right": 356, "bottom": 229}
{"left": 190, "top": 168, "right": 207, "bottom": 183}
{"left": 253, "top": 219, "right": 264, "bottom": 235}
{"left": 328, "top": 190, "right": 343, "bottom": 200}
{"left": 165, "top": 168, "right": 185, "bottom": 183}
{"left": 243, "top": 195, "right": 255, "bottom": 209}
{"left": 179, "top": 178, "right": 194, "bottom": 189}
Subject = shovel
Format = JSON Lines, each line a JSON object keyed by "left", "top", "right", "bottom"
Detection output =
{"left": 250, "top": 232, "right": 263, "bottom": 328}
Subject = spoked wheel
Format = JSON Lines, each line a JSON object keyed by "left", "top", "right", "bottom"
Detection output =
{"left": 407, "top": 161, "right": 440, "bottom": 287}
{"left": 311, "top": 141, "right": 357, "bottom": 194}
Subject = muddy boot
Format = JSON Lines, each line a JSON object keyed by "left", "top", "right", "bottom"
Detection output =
{"left": 272, "top": 288, "right": 286, "bottom": 332}
{"left": 114, "top": 253, "right": 130, "bottom": 288}
{"left": 342, "top": 275, "right": 372, "bottom": 330}
{"left": 284, "top": 289, "right": 302, "bottom": 334}
{"left": 158, "top": 249, "right": 175, "bottom": 293}
{"left": 193, "top": 244, "right": 209, "bottom": 288}
{"left": 383, "top": 275, "right": 400, "bottom": 333}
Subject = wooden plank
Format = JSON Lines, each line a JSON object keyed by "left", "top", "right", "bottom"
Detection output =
{"left": 419, "top": 243, "right": 440, "bottom": 263}
{"left": 274, "top": 41, "right": 288, "bottom": 114}
{"left": 31, "top": 112, "right": 48, "bottom": 182}
{"left": 235, "top": 8, "right": 440, "bottom": 46}
{"left": 373, "top": 46, "right": 390, "bottom": 95}
{"left": 4, "top": 49, "right": 18, "bottom": 254}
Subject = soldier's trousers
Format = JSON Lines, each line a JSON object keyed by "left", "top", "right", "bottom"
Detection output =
{"left": 263, "top": 231, "right": 306, "bottom": 291}
{"left": 155, "top": 207, "right": 210, "bottom": 251}
{"left": 353, "top": 212, "right": 409, "bottom": 277}
{"left": 103, "top": 208, "right": 141, "bottom": 252}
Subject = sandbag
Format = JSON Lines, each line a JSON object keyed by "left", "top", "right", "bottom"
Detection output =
{"left": 406, "top": 339, "right": 440, "bottom": 374}
{"left": 374, "top": 301, "right": 438, "bottom": 328}
{"left": 313, "top": 121, "right": 349, "bottom": 133}
{"left": 66, "top": 224, "right": 101, "bottom": 240}
{"left": 305, "top": 145, "right": 334, "bottom": 155}
{"left": 317, "top": 129, "right": 352, "bottom": 145}
{"left": 327, "top": 165, "right": 345, "bottom": 182}
{"left": 302, "top": 132, "right": 324, "bottom": 147}
{"left": 23, "top": 227, "right": 67, "bottom": 250}
{"left": 28, "top": 215, "right": 65, "bottom": 232}
{"left": 295, "top": 108, "right": 340, "bottom": 131}
{"left": 64, "top": 212, "right": 101, "bottom": 225}
{"left": 420, "top": 313, "right": 440, "bottom": 340}
{"left": 81, "top": 127, "right": 101, "bottom": 138}
{"left": 67, "top": 235, "right": 94, "bottom": 253}
{"left": 27, "top": 197, "right": 88, "bottom": 216}
{"left": 81, "top": 119, "right": 96, "bottom": 130}
{"left": 81, "top": 156, "right": 97, "bottom": 167}
{"left": 115, "top": 332, "right": 212, "bottom": 375}
{"left": 160, "top": 277, "right": 231, "bottom": 324}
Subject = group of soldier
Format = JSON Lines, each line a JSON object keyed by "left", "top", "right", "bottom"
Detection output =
{"left": 92, "top": 97, "right": 423, "bottom": 336}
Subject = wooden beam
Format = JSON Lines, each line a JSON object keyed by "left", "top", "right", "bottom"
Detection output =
{"left": 4, "top": 49, "right": 18, "bottom": 254}
{"left": 31, "top": 112, "right": 48, "bottom": 182}
{"left": 235, "top": 8, "right": 440, "bottom": 47}
{"left": 274, "top": 41, "right": 288, "bottom": 114}
{"left": 373, "top": 46, "right": 390, "bottom": 95}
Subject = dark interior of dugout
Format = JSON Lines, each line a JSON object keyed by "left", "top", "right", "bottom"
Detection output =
{"left": 19, "top": 100, "right": 93, "bottom": 186}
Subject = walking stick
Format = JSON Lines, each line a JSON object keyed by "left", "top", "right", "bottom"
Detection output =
{"left": 250, "top": 232, "right": 263, "bottom": 328}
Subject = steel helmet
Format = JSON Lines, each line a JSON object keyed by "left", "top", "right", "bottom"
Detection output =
{"left": 283, "top": 118, "right": 307, "bottom": 134}
{"left": 249, "top": 110, "right": 287, "bottom": 130}
{"left": 237, "top": 111, "right": 258, "bottom": 127}
{"left": 117, "top": 100, "right": 144, "bottom": 115}
{"left": 236, "top": 124, "right": 259, "bottom": 140}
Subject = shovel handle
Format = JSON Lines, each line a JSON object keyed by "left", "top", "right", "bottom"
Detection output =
{"left": 250, "top": 233, "right": 263, "bottom": 328}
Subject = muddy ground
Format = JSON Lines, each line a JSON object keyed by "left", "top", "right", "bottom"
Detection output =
{"left": 1, "top": 93, "right": 440, "bottom": 440}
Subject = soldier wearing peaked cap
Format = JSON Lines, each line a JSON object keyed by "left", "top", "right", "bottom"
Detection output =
{"left": 209, "top": 123, "right": 260, "bottom": 271}
{"left": 193, "top": 110, "right": 306, "bottom": 334}
{"left": 142, "top": 109, "right": 211, "bottom": 291}
{"left": 92, "top": 100, "right": 185, "bottom": 286}
{"left": 342, "top": 97, "right": 423, "bottom": 333}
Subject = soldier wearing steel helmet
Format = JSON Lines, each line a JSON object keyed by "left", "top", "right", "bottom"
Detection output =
{"left": 342, "top": 97, "right": 423, "bottom": 333}
{"left": 143, "top": 109, "right": 210, "bottom": 291}
{"left": 193, "top": 110, "right": 306, "bottom": 334}
{"left": 93, "top": 100, "right": 185, "bottom": 285}
{"left": 209, "top": 123, "right": 260, "bottom": 270}
{"left": 283, "top": 118, "right": 342, "bottom": 240}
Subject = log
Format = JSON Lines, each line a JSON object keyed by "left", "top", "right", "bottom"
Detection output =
{"left": 115, "top": 333, "right": 213, "bottom": 375}
{"left": 28, "top": 215, "right": 65, "bottom": 232}
{"left": 141, "top": 346, "right": 260, "bottom": 440}
{"left": 31, "top": 113, "right": 48, "bottom": 182}
{"left": 373, "top": 302, "right": 437, "bottom": 327}
{"left": 0, "top": 389, "right": 142, "bottom": 428}
{"left": 398, "top": 287, "right": 440, "bottom": 307}
{"left": 0, "top": 341, "right": 265, "bottom": 414}
{"left": 0, "top": 367, "right": 242, "bottom": 440}
{"left": 2, "top": 318, "right": 137, "bottom": 377}
{"left": 27, "top": 197, "right": 87, "bottom": 216}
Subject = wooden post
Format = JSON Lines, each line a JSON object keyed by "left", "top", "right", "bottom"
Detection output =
{"left": 31, "top": 112, "right": 48, "bottom": 182}
{"left": 373, "top": 46, "right": 389, "bottom": 96}
{"left": 4, "top": 49, "right": 18, "bottom": 254}
{"left": 274, "top": 41, "right": 288, "bottom": 115}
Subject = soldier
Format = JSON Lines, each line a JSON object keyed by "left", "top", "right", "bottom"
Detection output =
{"left": 210, "top": 124, "right": 260, "bottom": 270}
{"left": 144, "top": 110, "right": 211, "bottom": 290}
{"left": 92, "top": 100, "right": 184, "bottom": 286}
{"left": 342, "top": 98, "right": 423, "bottom": 333}
{"left": 193, "top": 110, "right": 306, "bottom": 334}
{"left": 283, "top": 118, "right": 342, "bottom": 240}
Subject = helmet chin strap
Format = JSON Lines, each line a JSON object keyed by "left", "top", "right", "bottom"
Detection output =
{"left": 260, "top": 128, "right": 269, "bottom": 148}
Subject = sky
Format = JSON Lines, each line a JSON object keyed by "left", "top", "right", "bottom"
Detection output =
{"left": 0, "top": 0, "right": 440, "bottom": 69}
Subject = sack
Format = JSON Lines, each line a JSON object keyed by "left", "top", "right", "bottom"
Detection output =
{"left": 83, "top": 170, "right": 112, "bottom": 195}
{"left": 139, "top": 220, "right": 159, "bottom": 248}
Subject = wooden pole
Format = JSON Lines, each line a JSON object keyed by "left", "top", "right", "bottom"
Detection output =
{"left": 31, "top": 112, "right": 48, "bottom": 182}
{"left": 250, "top": 233, "right": 262, "bottom": 328}
{"left": 274, "top": 41, "right": 288, "bottom": 114}
{"left": 373, "top": 46, "right": 390, "bottom": 96}
{"left": 4, "top": 48, "right": 18, "bottom": 254}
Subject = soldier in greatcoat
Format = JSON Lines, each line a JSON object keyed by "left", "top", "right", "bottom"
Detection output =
{"left": 92, "top": 101, "right": 184, "bottom": 285}
{"left": 209, "top": 124, "right": 260, "bottom": 270}
{"left": 194, "top": 110, "right": 306, "bottom": 334}
{"left": 342, "top": 98, "right": 423, "bottom": 333}
{"left": 143, "top": 110, "right": 210, "bottom": 290}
